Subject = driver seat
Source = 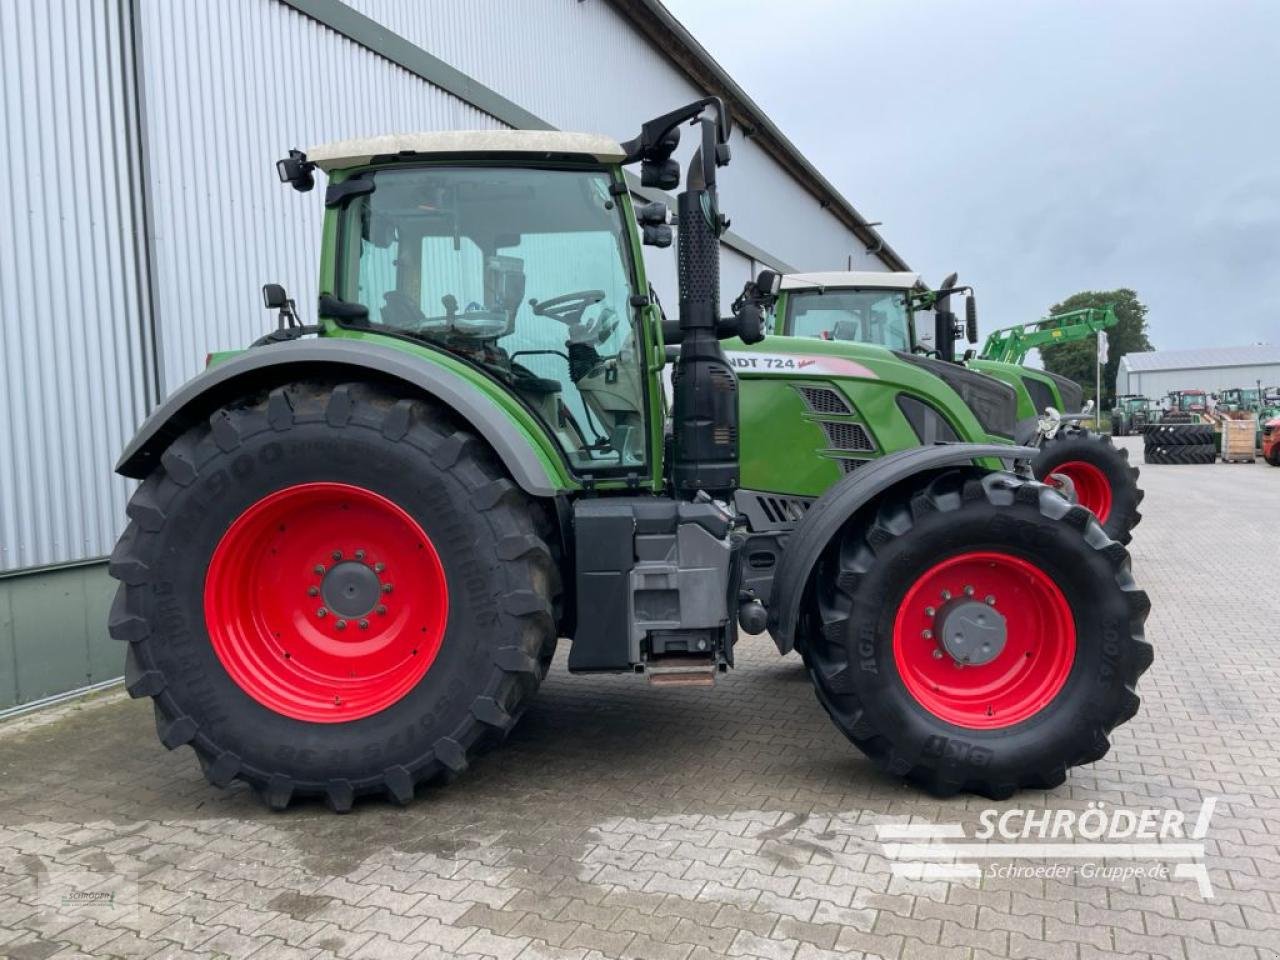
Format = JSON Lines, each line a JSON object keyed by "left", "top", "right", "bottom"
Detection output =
{"left": 381, "top": 291, "right": 428, "bottom": 330}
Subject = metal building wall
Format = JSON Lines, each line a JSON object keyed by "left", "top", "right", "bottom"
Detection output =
{"left": 0, "top": 0, "right": 152, "bottom": 573}
{"left": 135, "top": 0, "right": 504, "bottom": 392}
{"left": 1121, "top": 365, "right": 1280, "bottom": 398}
{"left": 341, "top": 0, "right": 885, "bottom": 278}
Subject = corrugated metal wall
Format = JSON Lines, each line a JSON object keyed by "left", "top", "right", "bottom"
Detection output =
{"left": 1120, "top": 365, "right": 1280, "bottom": 397}
{"left": 0, "top": 0, "right": 153, "bottom": 572}
{"left": 1, "top": 0, "right": 891, "bottom": 576}
{"left": 342, "top": 0, "right": 884, "bottom": 278}
{"left": 135, "top": 0, "right": 504, "bottom": 392}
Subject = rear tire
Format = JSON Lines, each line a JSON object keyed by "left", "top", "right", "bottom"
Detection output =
{"left": 1031, "top": 429, "right": 1143, "bottom": 545}
{"left": 109, "top": 381, "right": 559, "bottom": 811}
{"left": 800, "top": 470, "right": 1151, "bottom": 799}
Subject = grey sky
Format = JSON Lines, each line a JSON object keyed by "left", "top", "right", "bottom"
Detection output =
{"left": 664, "top": 0, "right": 1280, "bottom": 353}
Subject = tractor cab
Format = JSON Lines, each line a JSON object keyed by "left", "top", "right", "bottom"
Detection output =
{"left": 773, "top": 271, "right": 921, "bottom": 351}
{"left": 307, "top": 133, "right": 656, "bottom": 476}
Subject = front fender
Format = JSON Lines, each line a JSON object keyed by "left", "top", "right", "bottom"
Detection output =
{"left": 116, "top": 338, "right": 566, "bottom": 496}
{"left": 767, "top": 443, "right": 1038, "bottom": 654}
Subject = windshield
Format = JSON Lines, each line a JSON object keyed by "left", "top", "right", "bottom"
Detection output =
{"left": 338, "top": 165, "right": 646, "bottom": 473}
{"left": 785, "top": 288, "right": 912, "bottom": 350}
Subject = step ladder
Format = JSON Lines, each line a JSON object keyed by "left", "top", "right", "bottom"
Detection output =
{"left": 645, "top": 654, "right": 718, "bottom": 688}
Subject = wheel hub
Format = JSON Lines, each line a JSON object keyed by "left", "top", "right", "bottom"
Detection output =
{"left": 321, "top": 560, "right": 382, "bottom": 619}
{"left": 936, "top": 597, "right": 1006, "bottom": 665}
{"left": 892, "top": 551, "right": 1077, "bottom": 729}
{"left": 204, "top": 482, "right": 448, "bottom": 723}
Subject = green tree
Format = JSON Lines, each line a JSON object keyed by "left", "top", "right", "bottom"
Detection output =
{"left": 1039, "top": 289, "right": 1153, "bottom": 407}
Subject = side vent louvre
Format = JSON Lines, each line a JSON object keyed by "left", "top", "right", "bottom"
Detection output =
{"left": 839, "top": 458, "right": 868, "bottom": 475}
{"left": 820, "top": 421, "right": 875, "bottom": 452}
{"left": 797, "top": 385, "right": 852, "bottom": 415}
{"left": 756, "top": 494, "right": 811, "bottom": 525}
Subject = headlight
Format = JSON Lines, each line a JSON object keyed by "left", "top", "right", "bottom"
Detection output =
{"left": 895, "top": 353, "right": 1016, "bottom": 440}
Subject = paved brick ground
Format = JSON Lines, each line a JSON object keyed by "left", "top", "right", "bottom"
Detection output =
{"left": 2, "top": 436, "right": 1278, "bottom": 960}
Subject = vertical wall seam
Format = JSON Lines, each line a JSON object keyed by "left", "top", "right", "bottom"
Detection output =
{"left": 125, "top": 0, "right": 164, "bottom": 406}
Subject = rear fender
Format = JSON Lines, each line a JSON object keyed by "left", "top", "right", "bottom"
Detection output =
{"left": 115, "top": 339, "right": 566, "bottom": 496}
{"left": 766, "top": 443, "right": 1038, "bottom": 654}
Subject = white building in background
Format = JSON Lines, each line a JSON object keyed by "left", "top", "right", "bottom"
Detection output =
{"left": 0, "top": 0, "right": 909, "bottom": 711}
{"left": 1116, "top": 345, "right": 1280, "bottom": 397}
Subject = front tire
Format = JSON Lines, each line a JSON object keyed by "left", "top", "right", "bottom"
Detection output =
{"left": 109, "top": 381, "right": 559, "bottom": 810}
{"left": 1032, "top": 429, "right": 1143, "bottom": 544}
{"left": 801, "top": 469, "right": 1151, "bottom": 799}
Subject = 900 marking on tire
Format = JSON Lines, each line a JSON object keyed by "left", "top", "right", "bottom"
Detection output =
{"left": 109, "top": 381, "right": 558, "bottom": 811}
{"left": 802, "top": 469, "right": 1152, "bottom": 799}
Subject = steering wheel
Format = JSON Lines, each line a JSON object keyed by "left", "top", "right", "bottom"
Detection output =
{"left": 529, "top": 290, "right": 606, "bottom": 327}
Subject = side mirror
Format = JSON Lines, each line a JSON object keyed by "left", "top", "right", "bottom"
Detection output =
{"left": 641, "top": 159, "right": 680, "bottom": 190}
{"left": 965, "top": 295, "right": 978, "bottom": 343}
{"left": 262, "top": 283, "right": 288, "bottom": 310}
{"left": 735, "top": 302, "right": 765, "bottom": 345}
{"left": 275, "top": 149, "right": 316, "bottom": 193}
{"left": 754, "top": 269, "right": 782, "bottom": 296}
{"left": 635, "top": 201, "right": 669, "bottom": 225}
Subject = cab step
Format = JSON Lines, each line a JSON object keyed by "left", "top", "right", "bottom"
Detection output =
{"left": 645, "top": 655, "right": 718, "bottom": 688}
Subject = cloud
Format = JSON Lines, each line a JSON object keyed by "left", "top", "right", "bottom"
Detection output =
{"left": 663, "top": 0, "right": 1280, "bottom": 350}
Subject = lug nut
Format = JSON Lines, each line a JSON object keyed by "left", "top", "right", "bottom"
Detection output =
{"left": 358, "top": 619, "right": 369, "bottom": 630}
{"left": 932, "top": 649, "right": 943, "bottom": 659}
{"left": 335, "top": 619, "right": 347, "bottom": 630}
{"left": 376, "top": 604, "right": 387, "bottom": 616}
{"left": 314, "top": 565, "right": 325, "bottom": 575}
{"left": 374, "top": 562, "right": 385, "bottom": 573}
{"left": 964, "top": 585, "right": 975, "bottom": 597}
{"left": 940, "top": 590, "right": 951, "bottom": 600}
{"left": 307, "top": 586, "right": 319, "bottom": 597}
{"left": 985, "top": 595, "right": 996, "bottom": 605}
{"left": 925, "top": 606, "right": 936, "bottom": 617}
{"left": 922, "top": 629, "right": 933, "bottom": 640}
{"left": 354, "top": 549, "right": 365, "bottom": 561}
{"left": 332, "top": 550, "right": 342, "bottom": 561}
{"left": 316, "top": 607, "right": 327, "bottom": 618}
{"left": 382, "top": 583, "right": 393, "bottom": 594}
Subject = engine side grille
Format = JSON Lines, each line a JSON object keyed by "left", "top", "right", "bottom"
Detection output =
{"left": 838, "top": 458, "right": 869, "bottom": 475}
{"left": 796, "top": 385, "right": 852, "bottom": 415}
{"left": 820, "top": 421, "right": 875, "bottom": 452}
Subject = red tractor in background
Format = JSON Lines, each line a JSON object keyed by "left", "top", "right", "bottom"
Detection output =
{"left": 1263, "top": 416, "right": 1280, "bottom": 466}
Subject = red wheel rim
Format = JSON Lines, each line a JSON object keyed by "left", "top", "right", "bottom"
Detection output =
{"left": 892, "top": 551, "right": 1076, "bottom": 729}
{"left": 1047, "top": 460, "right": 1112, "bottom": 524}
{"left": 204, "top": 482, "right": 448, "bottom": 722}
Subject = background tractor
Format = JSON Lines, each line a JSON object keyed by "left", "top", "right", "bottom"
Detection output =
{"left": 1263, "top": 415, "right": 1280, "bottom": 466}
{"left": 109, "top": 103, "right": 1150, "bottom": 810}
{"left": 754, "top": 274, "right": 1143, "bottom": 544}
{"left": 1110, "top": 394, "right": 1153, "bottom": 437}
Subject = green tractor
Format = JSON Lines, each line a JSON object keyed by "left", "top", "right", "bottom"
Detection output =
{"left": 752, "top": 274, "right": 1143, "bottom": 544}
{"left": 110, "top": 103, "right": 1150, "bottom": 809}
{"left": 1110, "top": 395, "right": 1153, "bottom": 437}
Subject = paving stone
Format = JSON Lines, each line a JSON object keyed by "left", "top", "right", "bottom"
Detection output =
{"left": 1, "top": 440, "right": 1276, "bottom": 960}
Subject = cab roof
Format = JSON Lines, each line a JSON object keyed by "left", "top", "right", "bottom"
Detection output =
{"left": 780, "top": 271, "right": 922, "bottom": 292}
{"left": 307, "top": 130, "right": 627, "bottom": 172}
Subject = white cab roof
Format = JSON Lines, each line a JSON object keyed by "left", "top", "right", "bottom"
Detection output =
{"left": 781, "top": 271, "right": 921, "bottom": 292}
{"left": 308, "top": 130, "right": 627, "bottom": 171}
